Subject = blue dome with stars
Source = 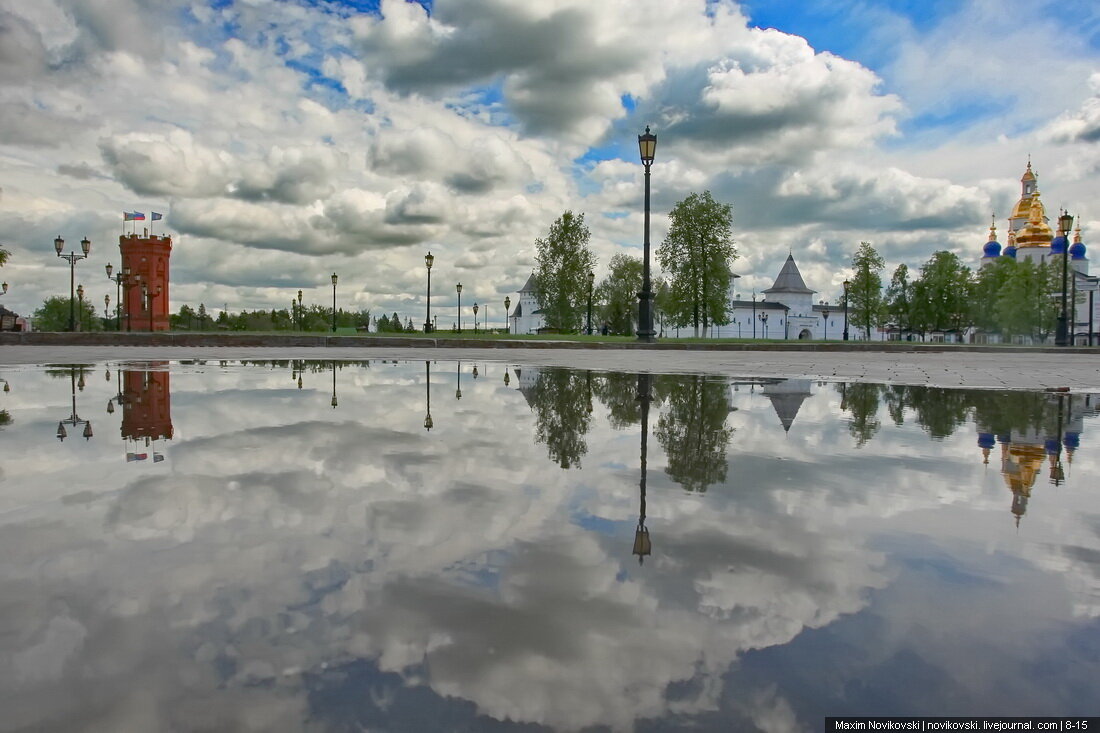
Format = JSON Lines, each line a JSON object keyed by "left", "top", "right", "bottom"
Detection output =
{"left": 1051, "top": 234, "right": 1068, "bottom": 255}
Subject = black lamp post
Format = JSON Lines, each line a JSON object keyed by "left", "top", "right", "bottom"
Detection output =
{"left": 1056, "top": 211, "right": 1074, "bottom": 347}
{"left": 842, "top": 280, "right": 851, "bottom": 341}
{"left": 456, "top": 283, "right": 462, "bottom": 332}
{"left": 424, "top": 360, "right": 433, "bottom": 430}
{"left": 633, "top": 372, "right": 652, "bottom": 564}
{"left": 586, "top": 270, "right": 595, "bottom": 335}
{"left": 56, "top": 366, "right": 92, "bottom": 442}
{"left": 104, "top": 294, "right": 111, "bottom": 329}
{"left": 55, "top": 235, "right": 91, "bottom": 331}
{"left": 821, "top": 305, "right": 830, "bottom": 340}
{"left": 76, "top": 283, "right": 85, "bottom": 331}
{"left": 424, "top": 251, "right": 434, "bottom": 332}
{"left": 758, "top": 310, "right": 768, "bottom": 339}
{"left": 751, "top": 292, "right": 757, "bottom": 338}
{"left": 504, "top": 296, "right": 511, "bottom": 334}
{"left": 331, "top": 273, "right": 338, "bottom": 333}
{"left": 297, "top": 289, "right": 303, "bottom": 331}
{"left": 636, "top": 126, "right": 657, "bottom": 343}
{"left": 473, "top": 302, "right": 479, "bottom": 333}
{"left": 455, "top": 360, "right": 462, "bottom": 400}
{"left": 331, "top": 361, "right": 338, "bottom": 408}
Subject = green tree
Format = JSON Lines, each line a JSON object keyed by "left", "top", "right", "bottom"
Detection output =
{"left": 912, "top": 251, "right": 972, "bottom": 334}
{"left": 653, "top": 374, "right": 733, "bottom": 491}
{"left": 849, "top": 241, "right": 885, "bottom": 339}
{"left": 596, "top": 253, "right": 643, "bottom": 335}
{"left": 527, "top": 369, "right": 592, "bottom": 469}
{"left": 972, "top": 257, "right": 1015, "bottom": 336}
{"left": 33, "top": 296, "right": 101, "bottom": 332}
{"left": 658, "top": 191, "right": 736, "bottom": 336}
{"left": 170, "top": 304, "right": 197, "bottom": 330}
{"left": 838, "top": 382, "right": 882, "bottom": 447}
{"left": 535, "top": 211, "right": 596, "bottom": 332}
{"left": 0, "top": 245, "right": 9, "bottom": 267}
{"left": 884, "top": 263, "right": 913, "bottom": 337}
{"left": 997, "top": 259, "right": 1058, "bottom": 341}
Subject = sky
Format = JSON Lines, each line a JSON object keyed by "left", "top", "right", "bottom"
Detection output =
{"left": 1, "top": 0, "right": 1099, "bottom": 323}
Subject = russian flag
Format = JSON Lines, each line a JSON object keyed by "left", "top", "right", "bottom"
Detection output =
{"left": 123, "top": 211, "right": 135, "bottom": 221}
{"left": 132, "top": 211, "right": 146, "bottom": 221}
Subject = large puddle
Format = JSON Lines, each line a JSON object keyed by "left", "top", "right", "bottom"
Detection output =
{"left": 1, "top": 360, "right": 1098, "bottom": 731}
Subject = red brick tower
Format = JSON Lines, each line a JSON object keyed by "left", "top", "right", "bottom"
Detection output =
{"left": 119, "top": 229, "right": 171, "bottom": 331}
{"left": 120, "top": 368, "right": 173, "bottom": 459}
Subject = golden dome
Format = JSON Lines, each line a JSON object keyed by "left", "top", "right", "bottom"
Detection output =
{"left": 1014, "top": 188, "right": 1052, "bottom": 245}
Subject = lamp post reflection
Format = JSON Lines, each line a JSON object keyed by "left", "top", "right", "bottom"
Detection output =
{"left": 633, "top": 372, "right": 652, "bottom": 564}
{"left": 331, "top": 361, "right": 338, "bottom": 408}
{"left": 455, "top": 360, "right": 462, "bottom": 400}
{"left": 56, "top": 366, "right": 93, "bottom": 441}
{"left": 424, "top": 360, "right": 433, "bottom": 431}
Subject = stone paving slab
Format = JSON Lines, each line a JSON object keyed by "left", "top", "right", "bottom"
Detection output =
{"left": 2, "top": 345, "right": 1099, "bottom": 391}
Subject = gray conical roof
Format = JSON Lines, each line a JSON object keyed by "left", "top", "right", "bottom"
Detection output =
{"left": 519, "top": 272, "right": 538, "bottom": 293}
{"left": 763, "top": 254, "right": 815, "bottom": 295}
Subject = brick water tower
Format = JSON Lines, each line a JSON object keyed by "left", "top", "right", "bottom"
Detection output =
{"left": 119, "top": 228, "right": 171, "bottom": 331}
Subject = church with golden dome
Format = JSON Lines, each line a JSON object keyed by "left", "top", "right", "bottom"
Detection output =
{"left": 980, "top": 161, "right": 1098, "bottom": 344}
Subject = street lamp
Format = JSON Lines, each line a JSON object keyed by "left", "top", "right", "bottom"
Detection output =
{"left": 586, "top": 270, "right": 595, "bottom": 335}
{"left": 821, "top": 305, "right": 830, "bottom": 340}
{"left": 455, "top": 360, "right": 462, "bottom": 400}
{"left": 331, "top": 273, "right": 338, "bottom": 333}
{"left": 1056, "top": 210, "right": 1074, "bottom": 347}
{"left": 751, "top": 292, "right": 757, "bottom": 338}
{"left": 297, "top": 289, "right": 303, "bottom": 331}
{"left": 504, "top": 296, "right": 511, "bottom": 334}
{"left": 758, "top": 310, "right": 769, "bottom": 339}
{"left": 423, "top": 360, "right": 433, "bottom": 430}
{"left": 842, "top": 280, "right": 851, "bottom": 341}
{"left": 636, "top": 125, "right": 657, "bottom": 343}
{"left": 473, "top": 302, "right": 479, "bottom": 333}
{"left": 424, "top": 251, "right": 434, "bottom": 332}
{"left": 56, "top": 366, "right": 92, "bottom": 442}
{"left": 456, "top": 283, "right": 463, "bottom": 332}
{"left": 55, "top": 235, "right": 91, "bottom": 331}
{"left": 633, "top": 373, "right": 652, "bottom": 564}
{"left": 104, "top": 294, "right": 111, "bottom": 329}
{"left": 76, "top": 284, "right": 85, "bottom": 331}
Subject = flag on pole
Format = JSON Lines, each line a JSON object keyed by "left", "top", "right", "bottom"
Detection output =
{"left": 132, "top": 212, "right": 146, "bottom": 221}
{"left": 123, "top": 211, "right": 136, "bottom": 221}
{"left": 151, "top": 212, "right": 163, "bottom": 221}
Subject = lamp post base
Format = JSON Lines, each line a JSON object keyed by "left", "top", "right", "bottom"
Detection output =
{"left": 1055, "top": 316, "right": 1068, "bottom": 347}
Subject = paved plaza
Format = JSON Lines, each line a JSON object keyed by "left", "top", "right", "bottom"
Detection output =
{"left": 2, "top": 345, "right": 1099, "bottom": 391}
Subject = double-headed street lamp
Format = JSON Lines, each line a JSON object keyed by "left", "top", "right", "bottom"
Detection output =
{"left": 758, "top": 310, "right": 769, "bottom": 339}
{"left": 57, "top": 366, "right": 93, "bottom": 442}
{"left": 424, "top": 251, "right": 434, "bottom": 332}
{"left": 504, "top": 296, "right": 511, "bottom": 334}
{"left": 55, "top": 235, "right": 90, "bottom": 331}
{"left": 821, "top": 304, "right": 830, "bottom": 340}
{"left": 586, "top": 270, "right": 595, "bottom": 335}
{"left": 331, "top": 273, "right": 338, "bottom": 332}
{"left": 842, "top": 280, "right": 851, "bottom": 341}
{"left": 1055, "top": 210, "right": 1074, "bottom": 347}
{"left": 637, "top": 126, "right": 657, "bottom": 343}
{"left": 105, "top": 263, "right": 141, "bottom": 331}
{"left": 456, "top": 283, "right": 463, "bottom": 332}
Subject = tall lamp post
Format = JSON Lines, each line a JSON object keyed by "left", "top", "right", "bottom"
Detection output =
{"left": 636, "top": 126, "right": 657, "bottom": 343}
{"left": 456, "top": 283, "right": 462, "bottom": 332}
{"left": 1056, "top": 211, "right": 1074, "bottom": 347}
{"left": 842, "top": 280, "right": 851, "bottom": 341}
{"left": 56, "top": 366, "right": 93, "bottom": 442}
{"left": 104, "top": 294, "right": 111, "bottom": 330}
{"left": 424, "top": 360, "right": 433, "bottom": 431}
{"left": 821, "top": 305, "right": 830, "bottom": 340}
{"left": 331, "top": 273, "right": 338, "bottom": 332}
{"left": 297, "top": 289, "right": 303, "bottom": 331}
{"left": 76, "top": 284, "right": 85, "bottom": 331}
{"left": 633, "top": 372, "right": 652, "bottom": 564}
{"left": 751, "top": 292, "right": 757, "bottom": 338}
{"left": 424, "top": 251, "right": 434, "bottom": 332}
{"left": 473, "top": 302, "right": 479, "bottom": 333}
{"left": 55, "top": 235, "right": 90, "bottom": 331}
{"left": 504, "top": 296, "right": 511, "bottom": 334}
{"left": 586, "top": 270, "right": 595, "bottom": 335}
{"left": 758, "top": 311, "right": 768, "bottom": 339}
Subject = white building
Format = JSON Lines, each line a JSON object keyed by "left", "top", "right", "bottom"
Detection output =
{"left": 507, "top": 273, "right": 546, "bottom": 335}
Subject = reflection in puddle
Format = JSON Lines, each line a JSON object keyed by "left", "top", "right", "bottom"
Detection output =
{"left": 0, "top": 360, "right": 1098, "bottom": 731}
